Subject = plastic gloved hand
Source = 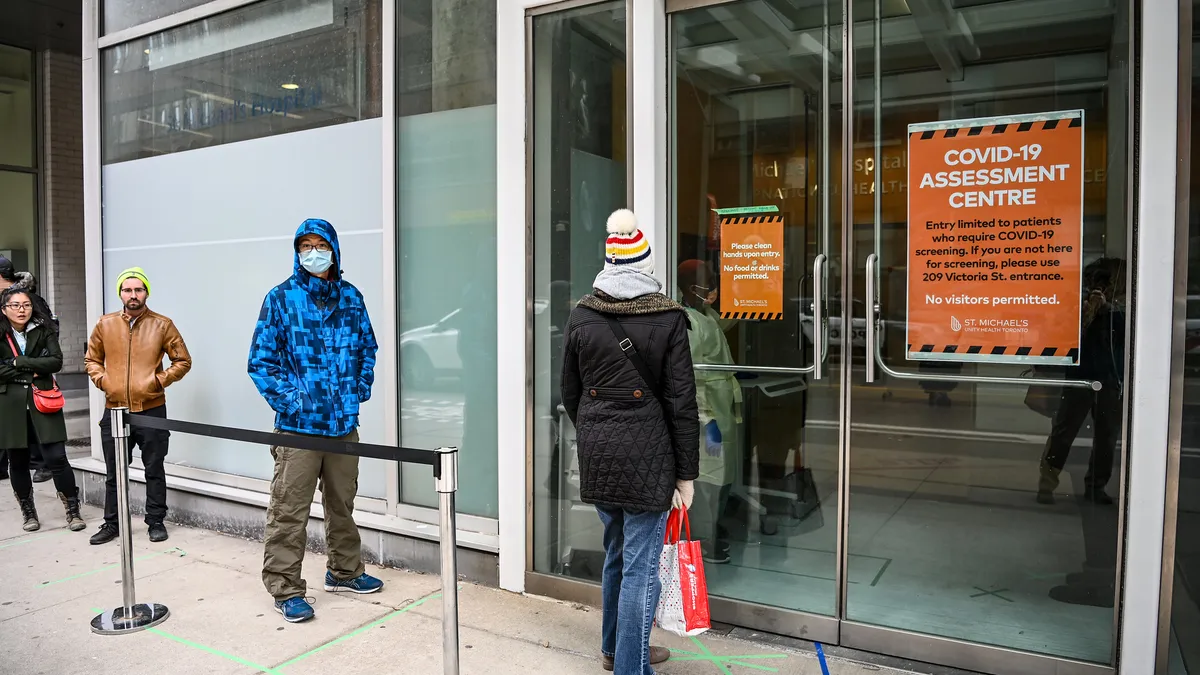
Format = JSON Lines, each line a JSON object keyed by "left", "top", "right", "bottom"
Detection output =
{"left": 704, "top": 420, "right": 723, "bottom": 457}
{"left": 672, "top": 480, "right": 695, "bottom": 511}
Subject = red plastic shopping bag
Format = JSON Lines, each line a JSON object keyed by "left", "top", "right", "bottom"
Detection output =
{"left": 654, "top": 508, "right": 711, "bottom": 637}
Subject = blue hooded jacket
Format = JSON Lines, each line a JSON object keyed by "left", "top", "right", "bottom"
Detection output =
{"left": 247, "top": 219, "right": 378, "bottom": 437}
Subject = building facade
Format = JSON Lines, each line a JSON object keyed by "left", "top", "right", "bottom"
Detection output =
{"left": 77, "top": 1, "right": 1197, "bottom": 674}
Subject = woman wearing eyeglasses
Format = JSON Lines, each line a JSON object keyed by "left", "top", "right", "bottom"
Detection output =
{"left": 0, "top": 287, "right": 85, "bottom": 532}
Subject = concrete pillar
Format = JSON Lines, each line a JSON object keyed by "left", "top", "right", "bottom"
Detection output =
{"left": 41, "top": 50, "right": 87, "bottom": 372}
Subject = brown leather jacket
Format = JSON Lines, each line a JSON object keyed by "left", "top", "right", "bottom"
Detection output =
{"left": 84, "top": 308, "right": 192, "bottom": 412}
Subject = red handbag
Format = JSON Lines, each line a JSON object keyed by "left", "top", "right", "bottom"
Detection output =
{"left": 6, "top": 332, "right": 64, "bottom": 414}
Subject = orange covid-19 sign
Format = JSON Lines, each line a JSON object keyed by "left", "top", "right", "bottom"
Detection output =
{"left": 906, "top": 111, "right": 1084, "bottom": 365}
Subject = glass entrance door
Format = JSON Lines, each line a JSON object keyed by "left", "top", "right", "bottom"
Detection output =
{"left": 669, "top": 0, "right": 1132, "bottom": 672}
{"left": 670, "top": 0, "right": 845, "bottom": 637}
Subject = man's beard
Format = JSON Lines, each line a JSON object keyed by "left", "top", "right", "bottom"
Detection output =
{"left": 124, "top": 300, "right": 143, "bottom": 312}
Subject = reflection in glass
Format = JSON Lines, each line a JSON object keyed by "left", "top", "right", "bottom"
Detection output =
{"left": 847, "top": 0, "right": 1130, "bottom": 663}
{"left": 396, "top": 0, "right": 499, "bottom": 517}
{"left": 0, "top": 172, "right": 37, "bottom": 275}
{"left": 669, "top": 1, "right": 843, "bottom": 618}
{"left": 102, "top": 0, "right": 216, "bottom": 34}
{"left": 0, "top": 45, "right": 34, "bottom": 168}
{"left": 530, "top": 1, "right": 628, "bottom": 578}
{"left": 102, "top": 0, "right": 383, "bottom": 164}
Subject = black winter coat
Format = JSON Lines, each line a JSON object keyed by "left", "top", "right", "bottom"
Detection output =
{"left": 561, "top": 292, "right": 700, "bottom": 513}
{"left": 0, "top": 322, "right": 67, "bottom": 450}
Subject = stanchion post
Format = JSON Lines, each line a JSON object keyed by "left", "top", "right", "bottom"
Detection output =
{"left": 91, "top": 408, "right": 170, "bottom": 635}
{"left": 435, "top": 447, "right": 460, "bottom": 675}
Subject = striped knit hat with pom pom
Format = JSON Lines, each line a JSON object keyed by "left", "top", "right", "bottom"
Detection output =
{"left": 604, "top": 209, "right": 654, "bottom": 275}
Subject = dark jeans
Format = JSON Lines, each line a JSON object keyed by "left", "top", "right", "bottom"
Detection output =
{"left": 9, "top": 413, "right": 77, "bottom": 499}
{"left": 99, "top": 404, "right": 170, "bottom": 527}
{"left": 596, "top": 506, "right": 669, "bottom": 675}
{"left": 1041, "top": 385, "right": 1121, "bottom": 490}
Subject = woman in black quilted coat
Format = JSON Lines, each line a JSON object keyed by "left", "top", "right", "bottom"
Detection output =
{"left": 561, "top": 209, "right": 700, "bottom": 675}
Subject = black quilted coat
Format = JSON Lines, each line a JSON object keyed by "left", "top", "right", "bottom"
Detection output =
{"left": 561, "top": 292, "right": 700, "bottom": 512}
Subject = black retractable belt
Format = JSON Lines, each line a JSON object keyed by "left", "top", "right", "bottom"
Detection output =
{"left": 127, "top": 414, "right": 436, "bottom": 466}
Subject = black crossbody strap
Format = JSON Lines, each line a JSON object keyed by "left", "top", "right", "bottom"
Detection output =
{"left": 599, "top": 314, "right": 678, "bottom": 442}
{"left": 600, "top": 314, "right": 663, "bottom": 398}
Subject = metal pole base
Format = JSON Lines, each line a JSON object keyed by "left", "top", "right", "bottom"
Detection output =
{"left": 90, "top": 604, "right": 170, "bottom": 635}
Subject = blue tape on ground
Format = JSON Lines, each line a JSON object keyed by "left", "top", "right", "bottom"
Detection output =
{"left": 815, "top": 642, "right": 831, "bottom": 675}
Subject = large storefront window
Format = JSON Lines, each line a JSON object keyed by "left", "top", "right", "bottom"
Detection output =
{"left": 102, "top": 0, "right": 383, "bottom": 164}
{"left": 0, "top": 44, "right": 37, "bottom": 276}
{"left": 396, "top": 0, "right": 499, "bottom": 518}
{"left": 530, "top": 0, "right": 628, "bottom": 576}
{"left": 100, "top": 0, "right": 387, "bottom": 497}
{"left": 529, "top": 0, "right": 1134, "bottom": 669}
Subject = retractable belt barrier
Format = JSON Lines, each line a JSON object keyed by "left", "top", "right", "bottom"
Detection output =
{"left": 90, "top": 408, "right": 462, "bottom": 675}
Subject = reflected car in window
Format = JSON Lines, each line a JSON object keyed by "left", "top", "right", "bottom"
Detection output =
{"left": 401, "top": 300, "right": 550, "bottom": 388}
{"left": 798, "top": 297, "right": 886, "bottom": 351}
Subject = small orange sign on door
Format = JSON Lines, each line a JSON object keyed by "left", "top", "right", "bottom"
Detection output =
{"left": 718, "top": 208, "right": 784, "bottom": 320}
{"left": 906, "top": 110, "right": 1084, "bottom": 364}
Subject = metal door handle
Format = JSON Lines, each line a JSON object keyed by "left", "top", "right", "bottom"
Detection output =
{"left": 862, "top": 253, "right": 1100, "bottom": 391}
{"left": 812, "top": 253, "right": 827, "bottom": 381}
{"left": 698, "top": 254, "right": 829, "bottom": 379}
{"left": 865, "top": 254, "right": 877, "bottom": 383}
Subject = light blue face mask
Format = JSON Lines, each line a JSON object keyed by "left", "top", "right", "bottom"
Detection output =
{"left": 300, "top": 249, "right": 333, "bottom": 275}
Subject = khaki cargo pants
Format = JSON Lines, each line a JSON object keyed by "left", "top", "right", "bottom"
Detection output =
{"left": 262, "top": 429, "right": 366, "bottom": 601}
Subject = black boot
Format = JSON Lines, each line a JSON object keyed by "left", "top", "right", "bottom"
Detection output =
{"left": 16, "top": 494, "right": 39, "bottom": 532}
{"left": 59, "top": 490, "right": 87, "bottom": 532}
{"left": 31, "top": 468, "right": 52, "bottom": 484}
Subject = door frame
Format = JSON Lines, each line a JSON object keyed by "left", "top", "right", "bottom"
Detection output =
{"left": 501, "top": 0, "right": 1177, "bottom": 673}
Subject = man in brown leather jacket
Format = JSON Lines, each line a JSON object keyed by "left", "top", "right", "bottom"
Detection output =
{"left": 84, "top": 267, "right": 191, "bottom": 545}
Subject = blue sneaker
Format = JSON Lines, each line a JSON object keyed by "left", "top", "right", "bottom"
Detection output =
{"left": 323, "top": 571, "right": 384, "bottom": 594}
{"left": 274, "top": 596, "right": 315, "bottom": 623}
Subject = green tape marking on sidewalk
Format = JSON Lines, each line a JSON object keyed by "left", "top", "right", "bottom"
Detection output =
{"left": 712, "top": 205, "right": 780, "bottom": 215}
{"left": 40, "top": 547, "right": 186, "bottom": 587}
{"left": 274, "top": 591, "right": 443, "bottom": 669}
{"left": 0, "top": 530, "right": 67, "bottom": 550}
{"left": 147, "top": 627, "right": 284, "bottom": 674}
{"left": 88, "top": 607, "right": 282, "bottom": 675}
{"left": 669, "top": 637, "right": 784, "bottom": 673}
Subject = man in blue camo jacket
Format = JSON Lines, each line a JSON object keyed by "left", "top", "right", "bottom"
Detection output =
{"left": 248, "top": 218, "right": 383, "bottom": 624}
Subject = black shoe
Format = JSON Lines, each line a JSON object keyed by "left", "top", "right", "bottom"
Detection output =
{"left": 31, "top": 468, "right": 52, "bottom": 483}
{"left": 1084, "top": 487, "right": 1114, "bottom": 505}
{"left": 90, "top": 524, "right": 119, "bottom": 545}
{"left": 1037, "top": 490, "right": 1055, "bottom": 505}
{"left": 1049, "top": 583, "right": 1114, "bottom": 608}
{"left": 148, "top": 522, "right": 169, "bottom": 543}
{"left": 703, "top": 546, "right": 731, "bottom": 565}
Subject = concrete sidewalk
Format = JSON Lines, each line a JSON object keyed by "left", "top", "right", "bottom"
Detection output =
{"left": 0, "top": 484, "right": 930, "bottom": 675}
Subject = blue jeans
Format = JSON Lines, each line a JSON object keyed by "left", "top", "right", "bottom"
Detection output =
{"left": 596, "top": 506, "right": 669, "bottom": 675}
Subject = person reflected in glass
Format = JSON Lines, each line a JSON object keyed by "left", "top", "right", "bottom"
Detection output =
{"left": 561, "top": 209, "right": 700, "bottom": 674}
{"left": 678, "top": 259, "right": 742, "bottom": 565}
{"left": 1038, "top": 257, "right": 1127, "bottom": 506}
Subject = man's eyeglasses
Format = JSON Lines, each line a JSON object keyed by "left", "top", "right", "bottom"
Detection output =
{"left": 298, "top": 243, "right": 332, "bottom": 253}
{"left": 3, "top": 303, "right": 32, "bottom": 311}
